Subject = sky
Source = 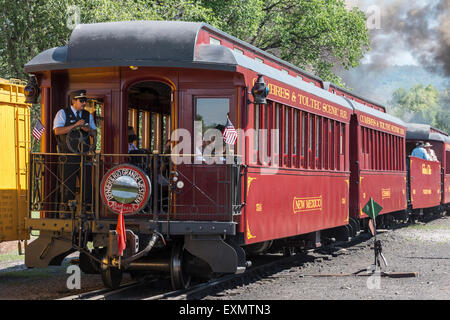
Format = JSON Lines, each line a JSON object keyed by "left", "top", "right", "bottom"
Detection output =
{"left": 344, "top": 0, "right": 450, "bottom": 76}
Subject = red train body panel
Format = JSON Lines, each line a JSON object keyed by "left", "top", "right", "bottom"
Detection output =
{"left": 244, "top": 170, "right": 349, "bottom": 244}
{"left": 442, "top": 143, "right": 450, "bottom": 205}
{"left": 409, "top": 157, "right": 442, "bottom": 209}
{"left": 356, "top": 172, "right": 407, "bottom": 218}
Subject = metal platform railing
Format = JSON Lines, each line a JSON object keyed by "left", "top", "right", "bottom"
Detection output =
{"left": 29, "top": 152, "right": 244, "bottom": 222}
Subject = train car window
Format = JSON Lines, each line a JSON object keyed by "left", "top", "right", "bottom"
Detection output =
{"left": 266, "top": 101, "right": 273, "bottom": 162}
{"left": 309, "top": 115, "right": 314, "bottom": 169}
{"left": 329, "top": 120, "right": 334, "bottom": 170}
{"left": 400, "top": 137, "right": 404, "bottom": 171}
{"left": 316, "top": 117, "right": 320, "bottom": 169}
{"left": 367, "top": 128, "right": 372, "bottom": 170}
{"left": 391, "top": 136, "right": 395, "bottom": 170}
{"left": 372, "top": 130, "right": 376, "bottom": 170}
{"left": 85, "top": 98, "right": 104, "bottom": 152}
{"left": 254, "top": 104, "right": 259, "bottom": 164}
{"left": 383, "top": 132, "right": 389, "bottom": 170}
{"left": 383, "top": 133, "right": 387, "bottom": 170}
{"left": 323, "top": 118, "right": 328, "bottom": 170}
{"left": 385, "top": 133, "right": 388, "bottom": 170}
{"left": 395, "top": 136, "right": 399, "bottom": 171}
{"left": 195, "top": 97, "right": 229, "bottom": 159}
{"left": 371, "top": 129, "right": 375, "bottom": 170}
{"left": 335, "top": 121, "right": 340, "bottom": 170}
{"left": 302, "top": 112, "right": 306, "bottom": 168}
{"left": 275, "top": 103, "right": 281, "bottom": 166}
{"left": 283, "top": 106, "right": 289, "bottom": 167}
{"left": 396, "top": 136, "right": 400, "bottom": 170}
{"left": 293, "top": 109, "right": 298, "bottom": 157}
{"left": 361, "top": 127, "right": 365, "bottom": 158}
{"left": 340, "top": 123, "right": 345, "bottom": 170}
{"left": 377, "top": 131, "right": 383, "bottom": 170}
{"left": 195, "top": 98, "right": 229, "bottom": 131}
{"left": 389, "top": 135, "right": 393, "bottom": 170}
{"left": 262, "top": 104, "right": 268, "bottom": 165}
{"left": 382, "top": 133, "right": 386, "bottom": 170}
{"left": 284, "top": 107, "right": 289, "bottom": 155}
{"left": 363, "top": 127, "right": 368, "bottom": 169}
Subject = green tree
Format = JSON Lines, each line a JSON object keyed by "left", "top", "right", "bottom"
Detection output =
{"left": 239, "top": 0, "right": 370, "bottom": 85}
{"left": 435, "top": 90, "right": 450, "bottom": 133}
{"left": 389, "top": 85, "right": 449, "bottom": 133}
{"left": 0, "top": 0, "right": 369, "bottom": 86}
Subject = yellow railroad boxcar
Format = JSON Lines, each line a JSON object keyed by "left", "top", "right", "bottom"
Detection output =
{"left": 0, "top": 78, "right": 30, "bottom": 242}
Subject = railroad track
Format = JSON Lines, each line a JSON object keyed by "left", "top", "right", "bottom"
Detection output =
{"left": 58, "top": 281, "right": 142, "bottom": 300}
{"left": 58, "top": 216, "right": 437, "bottom": 300}
{"left": 61, "top": 234, "right": 371, "bottom": 300}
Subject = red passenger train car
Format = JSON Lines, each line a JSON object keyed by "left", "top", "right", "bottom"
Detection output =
{"left": 346, "top": 99, "right": 407, "bottom": 229}
{"left": 22, "top": 21, "right": 448, "bottom": 289}
{"left": 405, "top": 123, "right": 450, "bottom": 215}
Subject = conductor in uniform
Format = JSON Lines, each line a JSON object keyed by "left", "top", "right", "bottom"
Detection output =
{"left": 53, "top": 90, "right": 97, "bottom": 211}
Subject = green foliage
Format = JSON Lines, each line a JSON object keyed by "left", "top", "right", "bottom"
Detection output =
{"left": 244, "top": 0, "right": 369, "bottom": 85}
{"left": 434, "top": 90, "right": 450, "bottom": 133}
{"left": 0, "top": 0, "right": 369, "bottom": 85}
{"left": 0, "top": 0, "right": 73, "bottom": 78}
{"left": 389, "top": 85, "right": 449, "bottom": 134}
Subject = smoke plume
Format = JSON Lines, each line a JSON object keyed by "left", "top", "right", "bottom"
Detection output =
{"left": 364, "top": 0, "right": 450, "bottom": 76}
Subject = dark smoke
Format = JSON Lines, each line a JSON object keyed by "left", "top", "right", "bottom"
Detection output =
{"left": 366, "top": 0, "right": 450, "bottom": 76}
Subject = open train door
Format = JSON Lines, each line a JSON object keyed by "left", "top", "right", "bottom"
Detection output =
{"left": 0, "top": 78, "right": 30, "bottom": 245}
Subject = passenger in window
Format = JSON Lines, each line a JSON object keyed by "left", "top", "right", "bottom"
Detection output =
{"left": 411, "top": 141, "right": 430, "bottom": 160}
{"left": 424, "top": 142, "right": 438, "bottom": 161}
{"left": 128, "top": 126, "right": 138, "bottom": 152}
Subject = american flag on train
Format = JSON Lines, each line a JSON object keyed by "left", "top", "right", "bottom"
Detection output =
{"left": 32, "top": 119, "right": 45, "bottom": 141}
{"left": 223, "top": 117, "right": 238, "bottom": 145}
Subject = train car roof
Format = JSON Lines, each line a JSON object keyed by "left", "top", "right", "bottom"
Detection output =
{"left": 24, "top": 21, "right": 240, "bottom": 72}
{"left": 25, "top": 20, "right": 324, "bottom": 81}
{"left": 344, "top": 98, "right": 406, "bottom": 128}
{"left": 406, "top": 123, "right": 449, "bottom": 142}
{"left": 328, "top": 82, "right": 386, "bottom": 111}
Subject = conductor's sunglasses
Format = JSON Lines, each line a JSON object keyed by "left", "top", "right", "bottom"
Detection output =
{"left": 77, "top": 98, "right": 87, "bottom": 103}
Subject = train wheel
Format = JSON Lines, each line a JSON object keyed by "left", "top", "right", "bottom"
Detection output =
{"left": 100, "top": 254, "right": 122, "bottom": 289}
{"left": 170, "top": 241, "right": 192, "bottom": 290}
{"left": 282, "top": 246, "right": 296, "bottom": 257}
{"left": 101, "top": 266, "right": 123, "bottom": 289}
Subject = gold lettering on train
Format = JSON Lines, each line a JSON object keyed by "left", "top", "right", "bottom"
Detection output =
{"left": 423, "top": 189, "right": 432, "bottom": 195}
{"left": 382, "top": 188, "right": 391, "bottom": 199}
{"left": 252, "top": 78, "right": 348, "bottom": 120}
{"left": 359, "top": 114, "right": 405, "bottom": 135}
{"left": 422, "top": 164, "right": 432, "bottom": 175}
{"left": 293, "top": 196, "right": 322, "bottom": 213}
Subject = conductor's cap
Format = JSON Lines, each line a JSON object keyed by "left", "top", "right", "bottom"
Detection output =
{"left": 70, "top": 90, "right": 87, "bottom": 100}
